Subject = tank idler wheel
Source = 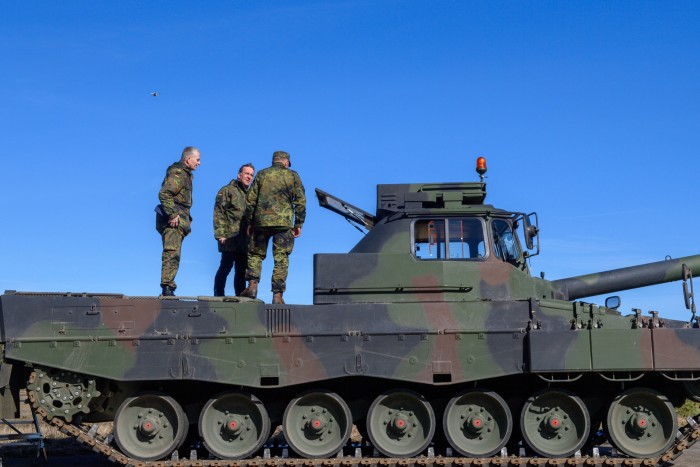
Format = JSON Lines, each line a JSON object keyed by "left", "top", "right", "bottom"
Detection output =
{"left": 520, "top": 389, "right": 590, "bottom": 457}
{"left": 199, "top": 391, "right": 271, "bottom": 459}
{"left": 366, "top": 389, "right": 435, "bottom": 457}
{"left": 113, "top": 392, "right": 188, "bottom": 461}
{"left": 282, "top": 390, "right": 352, "bottom": 458}
{"left": 605, "top": 387, "right": 678, "bottom": 458}
{"left": 443, "top": 389, "right": 512, "bottom": 457}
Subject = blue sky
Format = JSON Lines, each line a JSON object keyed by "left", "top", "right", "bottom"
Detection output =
{"left": 2, "top": 1, "right": 699, "bottom": 320}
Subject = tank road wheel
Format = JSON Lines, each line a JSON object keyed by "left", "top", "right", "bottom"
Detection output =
{"left": 282, "top": 390, "right": 352, "bottom": 458}
{"left": 520, "top": 389, "right": 590, "bottom": 457}
{"left": 605, "top": 388, "right": 678, "bottom": 458}
{"left": 198, "top": 391, "right": 271, "bottom": 459}
{"left": 366, "top": 389, "right": 435, "bottom": 457}
{"left": 113, "top": 392, "right": 189, "bottom": 461}
{"left": 443, "top": 389, "right": 513, "bottom": 457}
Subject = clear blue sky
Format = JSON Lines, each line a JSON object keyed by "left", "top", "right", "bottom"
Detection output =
{"left": 2, "top": 1, "right": 699, "bottom": 320}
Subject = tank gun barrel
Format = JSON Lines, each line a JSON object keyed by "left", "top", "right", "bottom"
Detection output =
{"left": 552, "top": 254, "right": 700, "bottom": 300}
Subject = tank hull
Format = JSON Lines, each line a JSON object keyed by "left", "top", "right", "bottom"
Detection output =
{"left": 4, "top": 293, "right": 698, "bottom": 386}
{"left": 3, "top": 292, "right": 699, "bottom": 462}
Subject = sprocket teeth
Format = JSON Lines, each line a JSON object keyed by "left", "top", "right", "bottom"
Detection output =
{"left": 25, "top": 366, "right": 100, "bottom": 423}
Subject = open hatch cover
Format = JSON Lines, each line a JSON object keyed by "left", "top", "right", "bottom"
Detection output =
{"left": 315, "top": 188, "right": 377, "bottom": 230}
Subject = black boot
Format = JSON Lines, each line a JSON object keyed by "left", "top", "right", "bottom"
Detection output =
{"left": 214, "top": 288, "right": 225, "bottom": 297}
{"left": 161, "top": 285, "right": 175, "bottom": 296}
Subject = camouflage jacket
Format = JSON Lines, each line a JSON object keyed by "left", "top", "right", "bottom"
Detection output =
{"left": 245, "top": 162, "right": 306, "bottom": 229}
{"left": 213, "top": 179, "right": 249, "bottom": 252}
{"left": 158, "top": 162, "right": 193, "bottom": 220}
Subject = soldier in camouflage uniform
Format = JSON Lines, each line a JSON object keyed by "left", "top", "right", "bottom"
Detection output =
{"left": 213, "top": 163, "right": 255, "bottom": 296}
{"left": 240, "top": 151, "right": 306, "bottom": 304}
{"left": 156, "top": 146, "right": 201, "bottom": 296}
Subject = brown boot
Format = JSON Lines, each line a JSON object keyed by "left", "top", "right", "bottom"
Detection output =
{"left": 240, "top": 280, "right": 258, "bottom": 299}
{"left": 272, "top": 292, "right": 285, "bottom": 304}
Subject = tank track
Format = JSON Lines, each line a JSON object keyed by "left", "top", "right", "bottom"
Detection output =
{"left": 26, "top": 388, "right": 700, "bottom": 467}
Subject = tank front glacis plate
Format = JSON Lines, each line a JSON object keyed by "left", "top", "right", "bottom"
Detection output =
{"left": 528, "top": 298, "right": 700, "bottom": 374}
{"left": 652, "top": 327, "right": 700, "bottom": 369}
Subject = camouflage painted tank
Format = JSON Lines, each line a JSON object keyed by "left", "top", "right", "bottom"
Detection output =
{"left": 1, "top": 158, "right": 699, "bottom": 464}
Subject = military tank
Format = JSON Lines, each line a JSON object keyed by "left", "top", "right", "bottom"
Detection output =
{"left": 1, "top": 157, "right": 699, "bottom": 466}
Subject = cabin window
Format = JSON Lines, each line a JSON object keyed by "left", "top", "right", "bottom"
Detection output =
{"left": 415, "top": 220, "right": 447, "bottom": 259}
{"left": 447, "top": 218, "right": 486, "bottom": 258}
{"left": 414, "top": 218, "right": 485, "bottom": 260}
{"left": 492, "top": 219, "right": 521, "bottom": 263}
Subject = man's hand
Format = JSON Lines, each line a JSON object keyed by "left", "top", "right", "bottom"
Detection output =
{"left": 293, "top": 226, "right": 302, "bottom": 238}
{"left": 168, "top": 215, "right": 180, "bottom": 227}
{"left": 247, "top": 225, "right": 253, "bottom": 236}
{"left": 218, "top": 237, "right": 226, "bottom": 245}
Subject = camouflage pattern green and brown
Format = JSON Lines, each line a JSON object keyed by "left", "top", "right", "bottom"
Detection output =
{"left": 213, "top": 179, "right": 249, "bottom": 253}
{"left": 245, "top": 162, "right": 306, "bottom": 229}
{"left": 158, "top": 161, "right": 193, "bottom": 219}
{"left": 157, "top": 161, "right": 195, "bottom": 289}
{"left": 247, "top": 227, "right": 295, "bottom": 291}
{"left": 1, "top": 164, "right": 700, "bottom": 465}
{"left": 157, "top": 222, "right": 190, "bottom": 288}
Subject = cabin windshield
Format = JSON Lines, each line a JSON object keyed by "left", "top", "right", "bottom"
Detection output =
{"left": 414, "top": 218, "right": 486, "bottom": 260}
{"left": 492, "top": 219, "right": 521, "bottom": 263}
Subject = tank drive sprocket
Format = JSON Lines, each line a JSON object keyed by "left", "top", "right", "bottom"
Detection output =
{"left": 26, "top": 366, "right": 101, "bottom": 422}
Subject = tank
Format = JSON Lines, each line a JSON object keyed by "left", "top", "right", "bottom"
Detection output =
{"left": 1, "top": 158, "right": 699, "bottom": 465}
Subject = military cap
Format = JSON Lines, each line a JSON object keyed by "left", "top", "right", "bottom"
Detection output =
{"left": 273, "top": 150, "right": 291, "bottom": 167}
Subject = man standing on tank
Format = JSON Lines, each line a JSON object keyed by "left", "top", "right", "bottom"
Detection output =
{"left": 240, "top": 151, "right": 306, "bottom": 304}
{"left": 213, "top": 163, "right": 255, "bottom": 296}
{"left": 156, "top": 146, "right": 201, "bottom": 296}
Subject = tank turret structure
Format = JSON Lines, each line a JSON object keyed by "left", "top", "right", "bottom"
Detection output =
{"left": 1, "top": 158, "right": 699, "bottom": 465}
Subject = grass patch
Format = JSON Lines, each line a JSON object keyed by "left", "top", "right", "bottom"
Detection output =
{"left": 678, "top": 399, "right": 700, "bottom": 425}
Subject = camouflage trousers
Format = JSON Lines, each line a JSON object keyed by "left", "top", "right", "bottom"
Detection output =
{"left": 156, "top": 214, "right": 191, "bottom": 289}
{"left": 246, "top": 227, "right": 294, "bottom": 293}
